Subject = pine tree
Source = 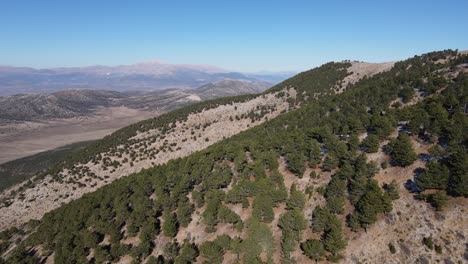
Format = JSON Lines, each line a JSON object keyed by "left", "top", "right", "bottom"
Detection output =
{"left": 279, "top": 208, "right": 307, "bottom": 260}
{"left": 326, "top": 196, "right": 345, "bottom": 214}
{"left": 176, "top": 202, "right": 194, "bottom": 227}
{"left": 356, "top": 180, "right": 388, "bottom": 230}
{"left": 415, "top": 162, "right": 449, "bottom": 190}
{"left": 301, "top": 239, "right": 325, "bottom": 263}
{"left": 202, "top": 194, "right": 220, "bottom": 232}
{"left": 347, "top": 213, "right": 360, "bottom": 231}
{"left": 387, "top": 133, "right": 417, "bottom": 167}
{"left": 309, "top": 139, "right": 322, "bottom": 167}
{"left": 347, "top": 134, "right": 360, "bottom": 152}
{"left": 230, "top": 237, "right": 242, "bottom": 262}
{"left": 200, "top": 241, "right": 224, "bottom": 264}
{"left": 322, "top": 155, "right": 339, "bottom": 171}
{"left": 287, "top": 152, "right": 307, "bottom": 176}
{"left": 447, "top": 146, "right": 468, "bottom": 196}
{"left": 311, "top": 206, "right": 331, "bottom": 232}
{"left": 361, "top": 134, "right": 380, "bottom": 153}
{"left": 162, "top": 212, "right": 178, "bottom": 238}
{"left": 286, "top": 189, "right": 306, "bottom": 210}
{"left": 217, "top": 206, "right": 242, "bottom": 226}
{"left": 163, "top": 240, "right": 180, "bottom": 262}
{"left": 174, "top": 243, "right": 198, "bottom": 264}
{"left": 322, "top": 222, "right": 347, "bottom": 256}
{"left": 370, "top": 114, "right": 394, "bottom": 139}
{"left": 325, "top": 177, "right": 347, "bottom": 197}
{"left": 325, "top": 176, "right": 346, "bottom": 214}
{"left": 253, "top": 195, "right": 275, "bottom": 223}
{"left": 428, "top": 190, "right": 449, "bottom": 211}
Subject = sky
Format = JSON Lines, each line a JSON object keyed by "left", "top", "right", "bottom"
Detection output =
{"left": 0, "top": 0, "right": 467, "bottom": 72}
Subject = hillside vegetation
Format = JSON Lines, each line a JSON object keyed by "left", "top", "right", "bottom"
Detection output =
{"left": 0, "top": 141, "right": 95, "bottom": 192}
{"left": 0, "top": 79, "right": 271, "bottom": 184}
{"left": 0, "top": 50, "right": 467, "bottom": 264}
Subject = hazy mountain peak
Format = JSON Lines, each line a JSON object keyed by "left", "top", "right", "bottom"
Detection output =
{"left": 132, "top": 60, "right": 225, "bottom": 72}
{"left": 0, "top": 62, "right": 285, "bottom": 95}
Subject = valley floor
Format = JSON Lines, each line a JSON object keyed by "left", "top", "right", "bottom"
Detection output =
{"left": 0, "top": 107, "right": 159, "bottom": 164}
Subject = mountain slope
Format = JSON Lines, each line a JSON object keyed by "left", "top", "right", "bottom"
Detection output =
{"left": 0, "top": 79, "right": 273, "bottom": 182}
{"left": 195, "top": 79, "right": 270, "bottom": 99}
{"left": 0, "top": 90, "right": 126, "bottom": 122}
{"left": 0, "top": 61, "right": 351, "bottom": 229}
{"left": 1, "top": 50, "right": 467, "bottom": 264}
{"left": 0, "top": 141, "right": 96, "bottom": 192}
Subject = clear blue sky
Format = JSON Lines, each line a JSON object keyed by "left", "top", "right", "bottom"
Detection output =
{"left": 1, "top": 0, "right": 467, "bottom": 72}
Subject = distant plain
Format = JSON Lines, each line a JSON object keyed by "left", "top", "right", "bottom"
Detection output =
{"left": 0, "top": 106, "right": 159, "bottom": 164}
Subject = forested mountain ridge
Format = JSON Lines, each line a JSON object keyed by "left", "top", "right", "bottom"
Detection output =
{"left": 0, "top": 79, "right": 271, "bottom": 178}
{"left": 1, "top": 50, "right": 467, "bottom": 263}
{"left": 0, "top": 61, "right": 354, "bottom": 230}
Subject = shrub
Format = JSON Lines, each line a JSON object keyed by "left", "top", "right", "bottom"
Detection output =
{"left": 388, "top": 242, "right": 396, "bottom": 254}
{"left": 435, "top": 244, "right": 442, "bottom": 254}
{"left": 428, "top": 191, "right": 448, "bottom": 211}
{"left": 422, "top": 236, "right": 434, "bottom": 249}
{"left": 380, "top": 161, "right": 388, "bottom": 169}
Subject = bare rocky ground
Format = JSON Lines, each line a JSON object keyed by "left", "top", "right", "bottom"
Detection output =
{"left": 334, "top": 61, "right": 395, "bottom": 93}
{"left": 345, "top": 134, "right": 468, "bottom": 264}
{"left": 345, "top": 186, "right": 467, "bottom": 264}
{"left": 0, "top": 88, "right": 297, "bottom": 230}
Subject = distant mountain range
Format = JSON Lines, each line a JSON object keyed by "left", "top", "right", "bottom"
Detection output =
{"left": 0, "top": 79, "right": 271, "bottom": 123}
{"left": 0, "top": 61, "right": 294, "bottom": 95}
